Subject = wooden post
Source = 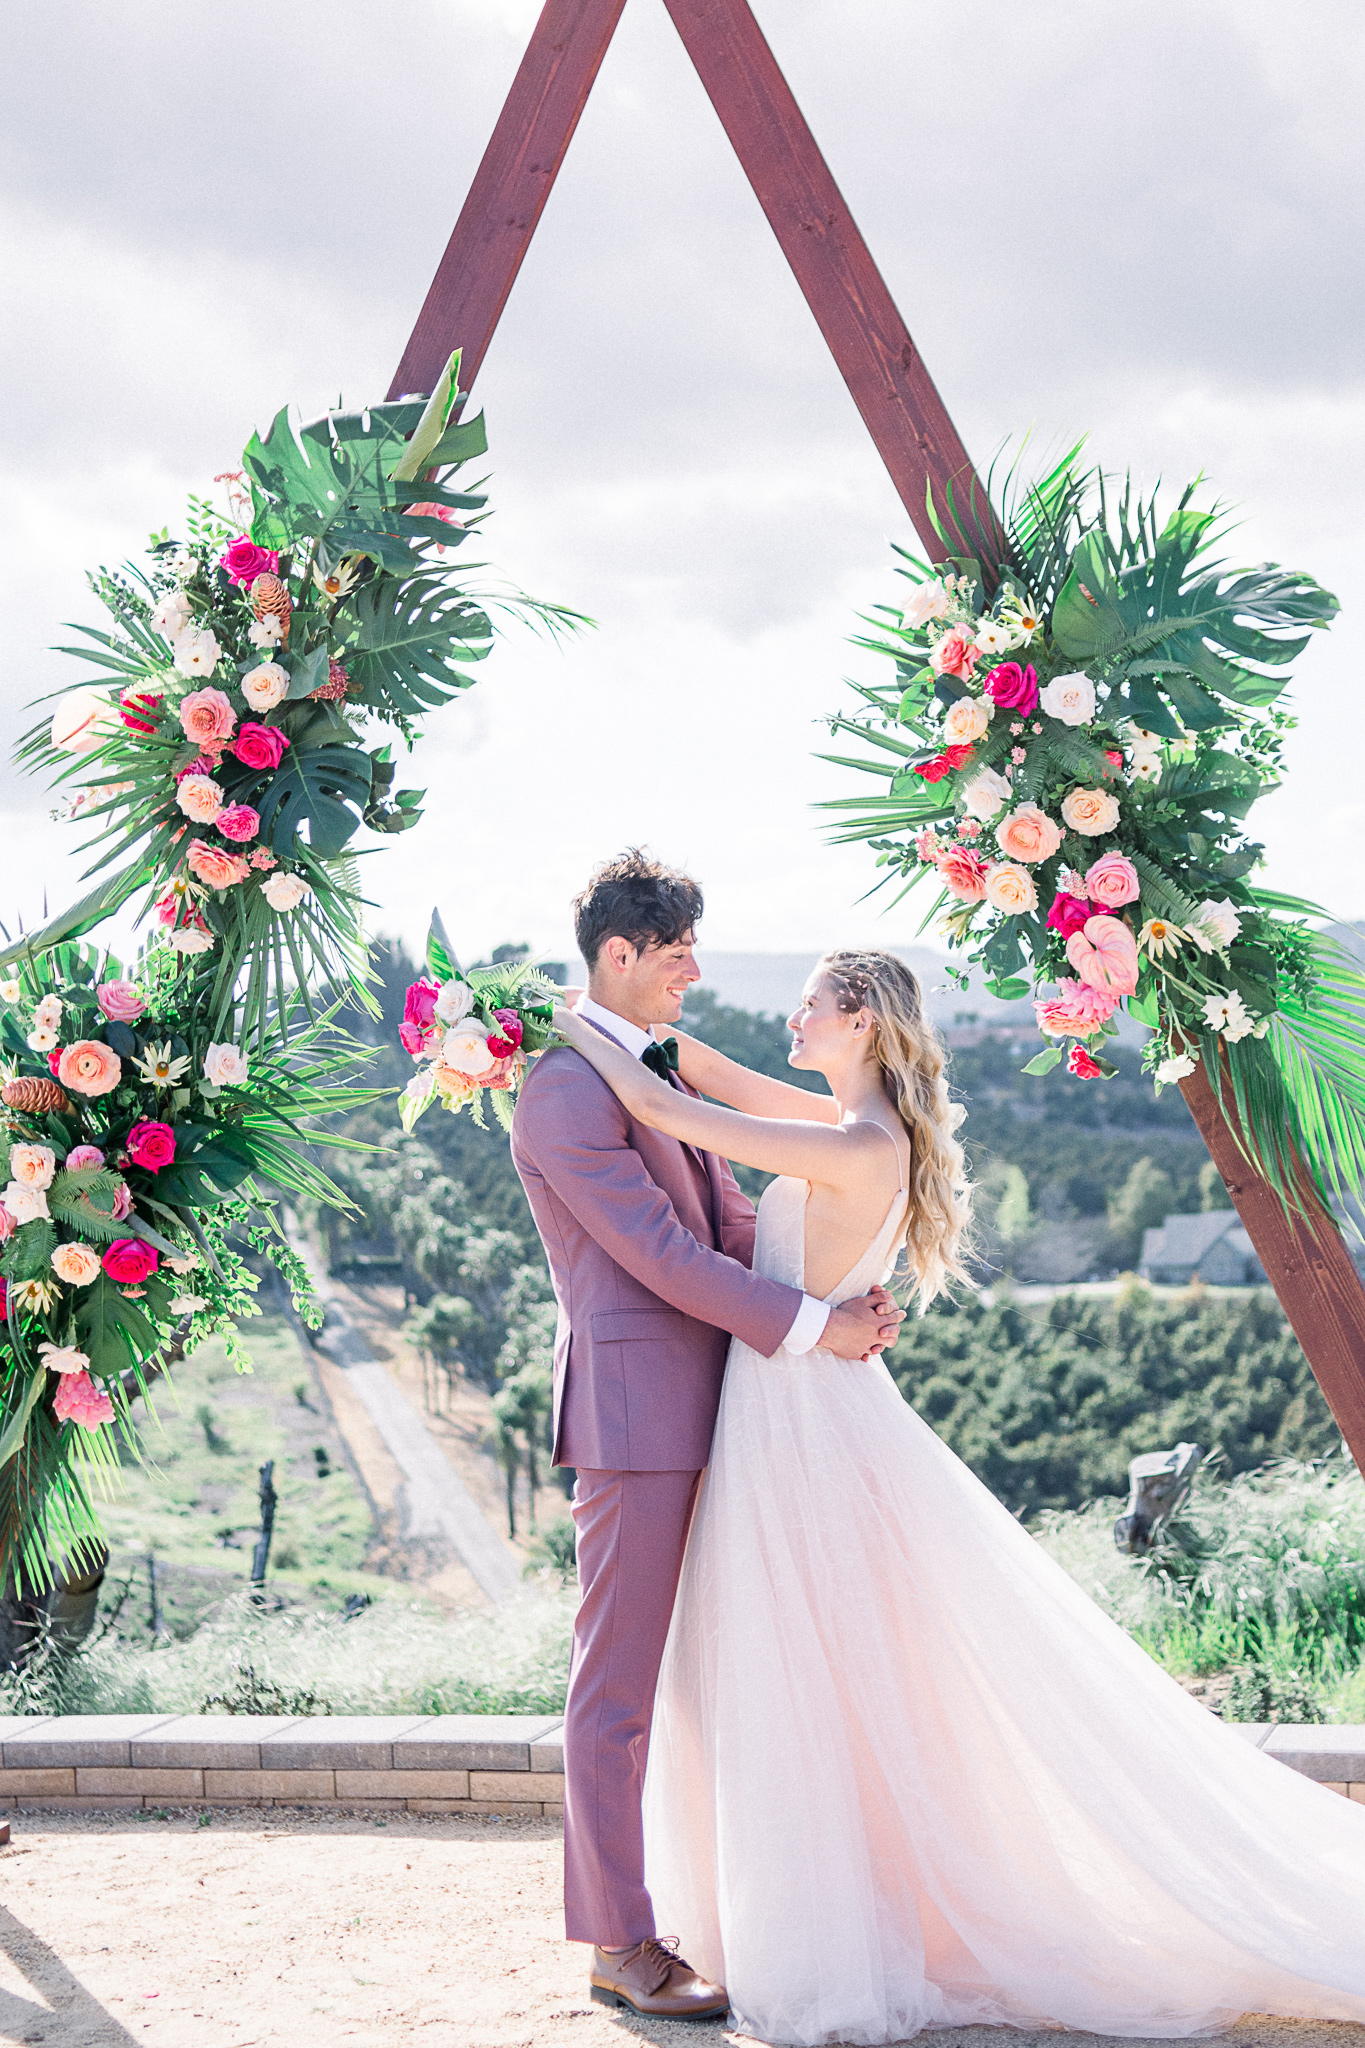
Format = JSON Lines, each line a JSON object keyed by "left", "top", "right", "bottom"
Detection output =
{"left": 386, "top": 0, "right": 628, "bottom": 400}
{"left": 1180, "top": 1063, "right": 1365, "bottom": 1461}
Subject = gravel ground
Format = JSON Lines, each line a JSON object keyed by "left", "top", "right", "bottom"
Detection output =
{"left": 1, "top": 1810, "right": 1363, "bottom": 2048}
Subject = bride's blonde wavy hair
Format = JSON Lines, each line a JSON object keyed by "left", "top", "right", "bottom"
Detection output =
{"left": 817, "top": 949, "right": 973, "bottom": 1312}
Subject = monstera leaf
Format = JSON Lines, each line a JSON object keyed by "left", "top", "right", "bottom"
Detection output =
{"left": 347, "top": 577, "right": 492, "bottom": 714}
{"left": 253, "top": 739, "right": 375, "bottom": 859}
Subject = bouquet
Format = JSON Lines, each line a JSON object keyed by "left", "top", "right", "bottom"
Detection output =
{"left": 398, "top": 913, "right": 560, "bottom": 1134}
{"left": 823, "top": 456, "right": 1365, "bottom": 1213}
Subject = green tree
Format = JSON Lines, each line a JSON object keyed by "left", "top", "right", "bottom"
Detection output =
{"left": 1107, "top": 1158, "right": 1176, "bottom": 1268}
{"left": 1200, "top": 1159, "right": 1234, "bottom": 1212}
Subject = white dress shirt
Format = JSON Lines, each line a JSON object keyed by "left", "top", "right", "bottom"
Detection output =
{"left": 573, "top": 996, "right": 832, "bottom": 1354}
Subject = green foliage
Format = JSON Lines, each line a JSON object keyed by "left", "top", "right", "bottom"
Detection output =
{"left": 1106, "top": 1158, "right": 1177, "bottom": 1267}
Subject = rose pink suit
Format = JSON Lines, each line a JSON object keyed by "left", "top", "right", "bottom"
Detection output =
{"left": 511, "top": 1039, "right": 803, "bottom": 1946}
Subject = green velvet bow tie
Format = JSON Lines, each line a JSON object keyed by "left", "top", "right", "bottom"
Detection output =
{"left": 640, "top": 1038, "right": 680, "bottom": 1080}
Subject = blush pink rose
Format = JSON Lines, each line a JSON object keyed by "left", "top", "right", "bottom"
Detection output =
{"left": 216, "top": 803, "right": 260, "bottom": 843}
{"left": 1065, "top": 915, "right": 1140, "bottom": 996}
{"left": 0, "top": 1204, "right": 15, "bottom": 1243}
{"left": 937, "top": 847, "right": 991, "bottom": 902}
{"left": 1034, "top": 978, "right": 1122, "bottom": 1038}
{"left": 186, "top": 839, "right": 250, "bottom": 891}
{"left": 110, "top": 1179, "right": 133, "bottom": 1221}
{"left": 995, "top": 803, "right": 1063, "bottom": 865}
{"left": 984, "top": 662, "right": 1039, "bottom": 714}
{"left": 1084, "top": 851, "right": 1140, "bottom": 910}
{"left": 1046, "top": 890, "right": 1092, "bottom": 940}
{"left": 232, "top": 723, "right": 290, "bottom": 770}
{"left": 53, "top": 1368, "right": 116, "bottom": 1430}
{"left": 65, "top": 1145, "right": 106, "bottom": 1171}
{"left": 58, "top": 1041, "right": 122, "bottom": 1097}
{"left": 929, "top": 627, "right": 979, "bottom": 680}
{"left": 178, "top": 688, "right": 237, "bottom": 749}
{"left": 219, "top": 538, "right": 280, "bottom": 588}
{"left": 942, "top": 697, "right": 992, "bottom": 746}
{"left": 97, "top": 979, "right": 145, "bottom": 1024}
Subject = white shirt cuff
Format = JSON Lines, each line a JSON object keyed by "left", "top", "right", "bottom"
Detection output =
{"left": 784, "top": 1294, "right": 832, "bottom": 1356}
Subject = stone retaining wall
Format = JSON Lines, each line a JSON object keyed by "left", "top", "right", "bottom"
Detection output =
{"left": 3, "top": 1716, "right": 1363, "bottom": 1817}
{"left": 0, "top": 1714, "right": 564, "bottom": 1815}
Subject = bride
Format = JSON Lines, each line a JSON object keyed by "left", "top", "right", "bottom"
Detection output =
{"left": 553, "top": 948, "right": 1365, "bottom": 2047}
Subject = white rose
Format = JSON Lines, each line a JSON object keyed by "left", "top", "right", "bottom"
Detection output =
{"left": 1194, "top": 897, "right": 1242, "bottom": 950}
{"left": 4, "top": 1183, "right": 50, "bottom": 1224}
{"left": 441, "top": 1020, "right": 497, "bottom": 1077}
{"left": 434, "top": 978, "right": 475, "bottom": 1025}
{"left": 33, "top": 994, "right": 63, "bottom": 1032}
{"left": 961, "top": 766, "right": 1013, "bottom": 821}
{"left": 941, "top": 697, "right": 992, "bottom": 746}
{"left": 904, "top": 580, "right": 951, "bottom": 628}
{"left": 9, "top": 1143, "right": 56, "bottom": 1191}
{"left": 169, "top": 927, "right": 216, "bottom": 955}
{"left": 1156, "top": 1052, "right": 1198, "bottom": 1085}
{"left": 1038, "top": 673, "right": 1096, "bottom": 727}
{"left": 151, "top": 591, "right": 193, "bottom": 640}
{"left": 50, "top": 686, "right": 115, "bottom": 754}
{"left": 203, "top": 1042, "right": 250, "bottom": 1087}
{"left": 173, "top": 628, "right": 221, "bottom": 678}
{"left": 37, "top": 1341, "right": 90, "bottom": 1375}
{"left": 241, "top": 663, "right": 289, "bottom": 712}
{"left": 0, "top": 980, "right": 20, "bottom": 1004}
{"left": 261, "top": 872, "right": 311, "bottom": 912}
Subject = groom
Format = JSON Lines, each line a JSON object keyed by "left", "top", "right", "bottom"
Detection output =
{"left": 511, "top": 850, "right": 903, "bottom": 2019}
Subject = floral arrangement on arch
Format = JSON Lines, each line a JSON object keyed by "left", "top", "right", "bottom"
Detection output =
{"left": 398, "top": 912, "right": 560, "bottom": 1134}
{"left": 824, "top": 455, "right": 1365, "bottom": 1215}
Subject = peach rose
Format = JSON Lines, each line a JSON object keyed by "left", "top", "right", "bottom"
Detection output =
{"left": 1065, "top": 914, "right": 1140, "bottom": 995}
{"left": 1061, "top": 786, "right": 1121, "bottom": 836}
{"left": 941, "top": 696, "right": 992, "bottom": 746}
{"left": 51, "top": 1241, "right": 102, "bottom": 1287}
{"left": 984, "top": 861, "right": 1039, "bottom": 915}
{"left": 176, "top": 773, "right": 223, "bottom": 825}
{"left": 1084, "top": 851, "right": 1140, "bottom": 910}
{"left": 995, "top": 803, "right": 1063, "bottom": 865}
{"left": 186, "top": 839, "right": 250, "bottom": 891}
{"left": 937, "top": 847, "right": 990, "bottom": 903}
{"left": 9, "top": 1144, "right": 56, "bottom": 1191}
{"left": 241, "top": 663, "right": 289, "bottom": 714}
{"left": 178, "top": 687, "right": 236, "bottom": 748}
{"left": 1034, "top": 978, "right": 1122, "bottom": 1038}
{"left": 929, "top": 626, "right": 979, "bottom": 681}
{"left": 57, "top": 1040, "right": 122, "bottom": 1097}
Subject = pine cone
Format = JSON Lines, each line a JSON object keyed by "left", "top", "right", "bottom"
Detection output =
{"left": 3, "top": 1076, "right": 75, "bottom": 1115}
{"left": 250, "top": 572, "right": 292, "bottom": 645}
{"left": 309, "top": 657, "right": 353, "bottom": 703}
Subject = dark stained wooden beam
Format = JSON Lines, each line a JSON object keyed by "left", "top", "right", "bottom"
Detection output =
{"left": 387, "top": 0, "right": 628, "bottom": 402}
{"left": 1180, "top": 1061, "right": 1365, "bottom": 1467}
{"left": 660, "top": 0, "right": 1004, "bottom": 571}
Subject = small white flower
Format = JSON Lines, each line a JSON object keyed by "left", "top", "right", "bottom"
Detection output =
{"left": 203, "top": 1042, "right": 250, "bottom": 1087}
{"left": 261, "top": 872, "right": 311, "bottom": 913}
{"left": 1155, "top": 1052, "right": 1198, "bottom": 1085}
{"left": 37, "top": 1341, "right": 91, "bottom": 1375}
{"left": 1131, "top": 754, "right": 1162, "bottom": 784}
{"left": 247, "top": 613, "right": 286, "bottom": 649}
{"left": 1203, "top": 989, "right": 1256, "bottom": 1042}
{"left": 173, "top": 628, "right": 221, "bottom": 678}
{"left": 26, "top": 1026, "right": 59, "bottom": 1053}
{"left": 169, "top": 1293, "right": 209, "bottom": 1316}
{"left": 170, "top": 547, "right": 199, "bottom": 580}
{"left": 151, "top": 591, "right": 194, "bottom": 640}
{"left": 973, "top": 619, "right": 1013, "bottom": 658}
{"left": 961, "top": 766, "right": 1014, "bottom": 821}
{"left": 133, "top": 1042, "right": 192, "bottom": 1088}
{"left": 168, "top": 927, "right": 216, "bottom": 955}
{"left": 0, "top": 980, "right": 20, "bottom": 1004}
{"left": 33, "top": 993, "right": 63, "bottom": 1033}
{"left": 434, "top": 978, "right": 475, "bottom": 1026}
{"left": 1001, "top": 595, "right": 1044, "bottom": 644}
{"left": 165, "top": 1250, "right": 200, "bottom": 1276}
{"left": 1038, "top": 673, "right": 1096, "bottom": 727}
{"left": 4, "top": 1182, "right": 49, "bottom": 1224}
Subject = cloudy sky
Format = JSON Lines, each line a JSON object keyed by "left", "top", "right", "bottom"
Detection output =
{"left": 2, "top": 0, "right": 1361, "bottom": 979}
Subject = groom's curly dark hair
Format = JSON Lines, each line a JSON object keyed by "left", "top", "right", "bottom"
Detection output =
{"left": 573, "top": 849, "right": 704, "bottom": 967}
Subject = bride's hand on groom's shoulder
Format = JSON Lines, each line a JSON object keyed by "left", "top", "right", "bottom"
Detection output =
{"left": 823, "top": 1286, "right": 905, "bottom": 1362}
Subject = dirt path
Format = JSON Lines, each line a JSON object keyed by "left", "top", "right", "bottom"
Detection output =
{"left": 2, "top": 1812, "right": 1363, "bottom": 2048}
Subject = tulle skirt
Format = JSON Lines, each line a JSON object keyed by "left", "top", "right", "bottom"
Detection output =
{"left": 642, "top": 1341, "right": 1365, "bottom": 2046}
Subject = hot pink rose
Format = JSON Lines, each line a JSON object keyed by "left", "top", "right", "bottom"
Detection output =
{"left": 995, "top": 802, "right": 1063, "bottom": 865}
{"left": 929, "top": 627, "right": 979, "bottom": 680}
{"left": 216, "top": 803, "right": 261, "bottom": 843}
{"left": 220, "top": 537, "right": 280, "bottom": 588}
{"left": 53, "top": 1368, "right": 115, "bottom": 1430}
{"left": 1046, "top": 890, "right": 1092, "bottom": 940}
{"left": 487, "top": 1009, "right": 524, "bottom": 1059}
{"left": 937, "top": 847, "right": 991, "bottom": 903}
{"left": 155, "top": 890, "right": 181, "bottom": 927}
{"left": 1084, "top": 851, "right": 1140, "bottom": 911}
{"left": 984, "top": 662, "right": 1040, "bottom": 714}
{"left": 120, "top": 689, "right": 163, "bottom": 735}
{"left": 102, "top": 1238, "right": 159, "bottom": 1285}
{"left": 0, "top": 1205, "right": 14, "bottom": 1244}
{"left": 58, "top": 1041, "right": 122, "bottom": 1097}
{"left": 97, "top": 979, "right": 145, "bottom": 1023}
{"left": 232, "top": 722, "right": 290, "bottom": 770}
{"left": 1065, "top": 915, "right": 1140, "bottom": 996}
{"left": 1068, "top": 1044, "right": 1103, "bottom": 1079}
{"left": 65, "top": 1145, "right": 106, "bottom": 1171}
{"left": 126, "top": 1120, "right": 176, "bottom": 1174}
{"left": 48, "top": 1051, "right": 63, "bottom": 1077}
{"left": 1034, "top": 978, "right": 1122, "bottom": 1038}
{"left": 400, "top": 978, "right": 442, "bottom": 1057}
{"left": 186, "top": 839, "right": 250, "bottom": 891}
{"left": 178, "top": 688, "right": 237, "bottom": 750}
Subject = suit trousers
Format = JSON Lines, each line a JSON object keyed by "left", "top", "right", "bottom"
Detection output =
{"left": 562, "top": 1466, "right": 703, "bottom": 1946}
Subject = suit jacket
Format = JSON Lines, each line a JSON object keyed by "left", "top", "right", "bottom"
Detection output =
{"left": 510, "top": 1039, "right": 804, "bottom": 1471}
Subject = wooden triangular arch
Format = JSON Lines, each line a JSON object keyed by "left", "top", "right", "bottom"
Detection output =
{"left": 391, "top": 0, "right": 1365, "bottom": 1471}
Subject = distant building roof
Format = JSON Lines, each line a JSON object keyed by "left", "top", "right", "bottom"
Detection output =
{"left": 1140, "top": 1210, "right": 1263, "bottom": 1281}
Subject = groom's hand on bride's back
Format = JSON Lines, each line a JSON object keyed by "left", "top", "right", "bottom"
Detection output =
{"left": 824, "top": 1287, "right": 905, "bottom": 1361}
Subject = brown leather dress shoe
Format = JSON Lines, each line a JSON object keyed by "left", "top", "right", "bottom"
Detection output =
{"left": 589, "top": 1937, "right": 728, "bottom": 2019}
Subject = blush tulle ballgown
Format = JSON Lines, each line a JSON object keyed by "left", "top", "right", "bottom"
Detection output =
{"left": 642, "top": 1143, "right": 1365, "bottom": 2046}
